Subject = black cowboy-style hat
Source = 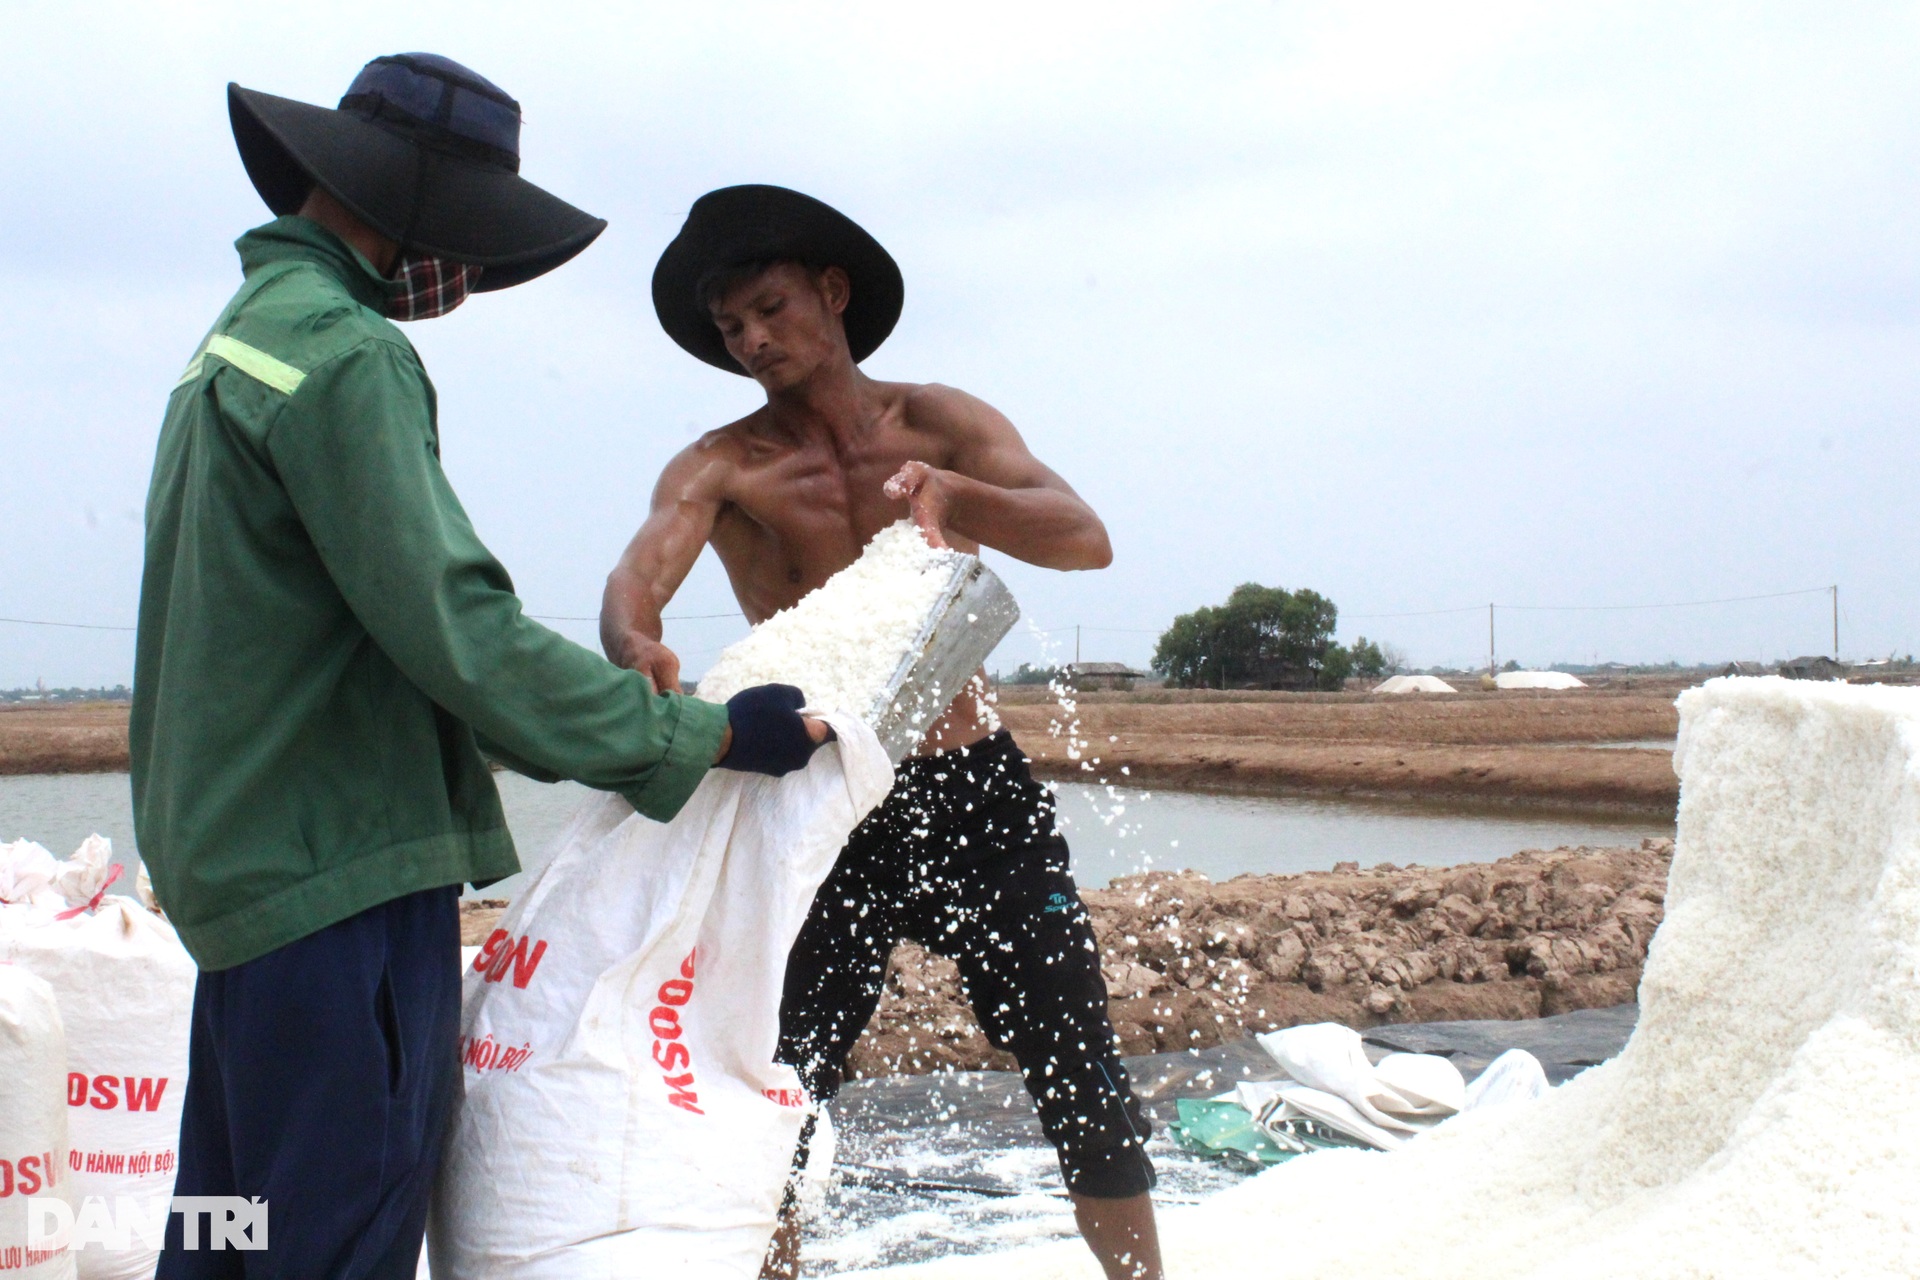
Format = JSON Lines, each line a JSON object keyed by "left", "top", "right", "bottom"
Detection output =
{"left": 652, "top": 184, "right": 904, "bottom": 374}
{"left": 228, "top": 53, "right": 605, "bottom": 291}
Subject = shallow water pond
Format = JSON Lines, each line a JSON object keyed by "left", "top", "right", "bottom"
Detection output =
{"left": 0, "top": 770, "right": 1669, "bottom": 900}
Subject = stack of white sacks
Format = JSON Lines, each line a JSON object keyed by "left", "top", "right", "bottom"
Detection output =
{"left": 0, "top": 836, "right": 196, "bottom": 1280}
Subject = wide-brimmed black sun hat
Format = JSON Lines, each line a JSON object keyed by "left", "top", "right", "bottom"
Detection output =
{"left": 229, "top": 53, "right": 606, "bottom": 291}
{"left": 652, "top": 185, "right": 903, "bottom": 373}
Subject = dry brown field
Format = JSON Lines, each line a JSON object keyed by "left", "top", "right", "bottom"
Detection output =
{"left": 997, "top": 684, "right": 1683, "bottom": 814}
{"left": 0, "top": 685, "right": 1686, "bottom": 813}
{"left": 0, "top": 703, "right": 132, "bottom": 774}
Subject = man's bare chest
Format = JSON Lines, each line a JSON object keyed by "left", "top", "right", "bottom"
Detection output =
{"left": 709, "top": 430, "right": 949, "bottom": 608}
{"left": 744, "top": 425, "right": 950, "bottom": 531}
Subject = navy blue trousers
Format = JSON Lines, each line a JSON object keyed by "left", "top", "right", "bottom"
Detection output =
{"left": 158, "top": 886, "right": 461, "bottom": 1280}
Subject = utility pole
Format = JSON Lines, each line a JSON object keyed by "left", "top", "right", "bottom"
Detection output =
{"left": 1832, "top": 585, "right": 1839, "bottom": 659}
{"left": 1488, "top": 603, "right": 1496, "bottom": 676}
{"left": 1075, "top": 624, "right": 1081, "bottom": 668}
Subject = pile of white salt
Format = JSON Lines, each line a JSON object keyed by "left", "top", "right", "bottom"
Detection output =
{"left": 697, "top": 521, "right": 965, "bottom": 718}
{"left": 871, "top": 676, "right": 1920, "bottom": 1279}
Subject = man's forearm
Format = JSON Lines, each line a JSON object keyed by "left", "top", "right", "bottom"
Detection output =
{"left": 940, "top": 471, "right": 1112, "bottom": 570}
{"left": 600, "top": 560, "right": 667, "bottom": 657}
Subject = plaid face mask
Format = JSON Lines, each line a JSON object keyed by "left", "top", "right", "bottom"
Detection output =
{"left": 387, "top": 255, "right": 484, "bottom": 321}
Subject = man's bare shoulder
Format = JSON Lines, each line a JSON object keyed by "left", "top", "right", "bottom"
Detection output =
{"left": 670, "top": 406, "right": 787, "bottom": 468}
{"left": 892, "top": 380, "right": 1014, "bottom": 439}
{"left": 652, "top": 409, "right": 777, "bottom": 502}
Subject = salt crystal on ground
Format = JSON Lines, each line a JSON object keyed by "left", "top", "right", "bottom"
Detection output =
{"left": 698, "top": 521, "right": 965, "bottom": 718}
{"left": 865, "top": 676, "right": 1920, "bottom": 1279}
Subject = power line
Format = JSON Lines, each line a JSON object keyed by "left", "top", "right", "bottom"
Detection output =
{"left": 1344, "top": 586, "right": 1831, "bottom": 620}
{"left": 0, "top": 616, "right": 136, "bottom": 632}
{"left": 1497, "top": 586, "right": 1831, "bottom": 613}
{"left": 1343, "top": 605, "right": 1486, "bottom": 620}
{"left": 529, "top": 614, "right": 744, "bottom": 625}
{"left": 0, "top": 611, "right": 748, "bottom": 632}
{"left": 1027, "top": 624, "right": 1161, "bottom": 635}
{"left": 0, "top": 585, "right": 1841, "bottom": 643}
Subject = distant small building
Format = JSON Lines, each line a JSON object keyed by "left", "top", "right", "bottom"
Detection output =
{"left": 1066, "top": 661, "right": 1147, "bottom": 692}
{"left": 1238, "top": 657, "right": 1318, "bottom": 691}
{"left": 1721, "top": 661, "right": 1769, "bottom": 678}
{"left": 1780, "top": 655, "right": 1849, "bottom": 681}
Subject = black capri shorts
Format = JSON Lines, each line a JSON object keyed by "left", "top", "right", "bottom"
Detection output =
{"left": 777, "top": 730, "right": 1154, "bottom": 1198}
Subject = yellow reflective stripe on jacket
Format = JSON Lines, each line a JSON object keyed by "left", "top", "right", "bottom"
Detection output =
{"left": 205, "top": 334, "right": 306, "bottom": 393}
{"left": 173, "top": 334, "right": 306, "bottom": 395}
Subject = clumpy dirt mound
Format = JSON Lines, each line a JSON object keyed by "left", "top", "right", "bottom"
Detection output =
{"left": 844, "top": 840, "right": 1671, "bottom": 1078}
{"left": 455, "top": 843, "right": 1673, "bottom": 1082}
{"left": 460, "top": 899, "right": 510, "bottom": 944}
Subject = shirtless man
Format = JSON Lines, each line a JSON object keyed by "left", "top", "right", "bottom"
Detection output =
{"left": 603, "top": 185, "right": 1161, "bottom": 1280}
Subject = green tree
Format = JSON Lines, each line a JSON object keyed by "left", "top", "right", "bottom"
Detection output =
{"left": 1152, "top": 583, "right": 1344, "bottom": 689}
{"left": 1349, "top": 636, "right": 1387, "bottom": 678}
{"left": 1319, "top": 643, "right": 1355, "bottom": 690}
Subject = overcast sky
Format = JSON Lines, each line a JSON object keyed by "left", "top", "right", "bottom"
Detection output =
{"left": 5, "top": 1, "right": 1919, "bottom": 687}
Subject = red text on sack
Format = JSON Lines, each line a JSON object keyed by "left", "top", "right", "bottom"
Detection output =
{"left": 67, "top": 1073, "right": 168, "bottom": 1112}
{"left": 0, "top": 1151, "right": 59, "bottom": 1197}
{"left": 650, "top": 949, "right": 702, "bottom": 1114}
{"left": 473, "top": 928, "right": 548, "bottom": 989}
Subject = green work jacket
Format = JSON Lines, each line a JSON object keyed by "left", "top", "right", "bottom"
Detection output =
{"left": 131, "top": 217, "right": 729, "bottom": 970}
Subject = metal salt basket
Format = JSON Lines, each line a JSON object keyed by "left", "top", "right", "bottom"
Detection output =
{"left": 866, "top": 555, "right": 1021, "bottom": 763}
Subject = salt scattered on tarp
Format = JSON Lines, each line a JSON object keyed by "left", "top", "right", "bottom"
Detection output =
{"left": 807, "top": 1010, "right": 1631, "bottom": 1272}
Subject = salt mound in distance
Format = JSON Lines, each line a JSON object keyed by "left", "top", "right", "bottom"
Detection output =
{"left": 697, "top": 520, "right": 964, "bottom": 717}
{"left": 1373, "top": 674, "right": 1456, "bottom": 694}
{"left": 1494, "top": 669, "right": 1587, "bottom": 690}
{"left": 871, "top": 676, "right": 1920, "bottom": 1279}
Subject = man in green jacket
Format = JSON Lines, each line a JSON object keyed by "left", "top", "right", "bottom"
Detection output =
{"left": 136, "top": 55, "right": 826, "bottom": 1278}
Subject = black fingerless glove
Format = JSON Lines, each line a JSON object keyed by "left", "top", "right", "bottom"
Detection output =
{"left": 716, "top": 684, "right": 830, "bottom": 777}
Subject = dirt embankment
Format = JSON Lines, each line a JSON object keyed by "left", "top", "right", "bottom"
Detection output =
{"left": 997, "top": 688, "right": 1681, "bottom": 814}
{"left": 456, "top": 841, "right": 1669, "bottom": 1079}
{"left": 0, "top": 704, "right": 131, "bottom": 774}
{"left": 842, "top": 839, "right": 1670, "bottom": 1077}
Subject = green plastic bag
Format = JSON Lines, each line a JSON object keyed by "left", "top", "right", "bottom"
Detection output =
{"left": 1167, "top": 1099, "right": 1297, "bottom": 1168}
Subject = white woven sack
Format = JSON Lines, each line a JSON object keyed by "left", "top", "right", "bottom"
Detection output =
{"left": 0, "top": 963, "right": 76, "bottom": 1279}
{"left": 0, "top": 841, "right": 63, "bottom": 920}
{"left": 5, "top": 895, "right": 195, "bottom": 1280}
{"left": 431, "top": 714, "right": 892, "bottom": 1279}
